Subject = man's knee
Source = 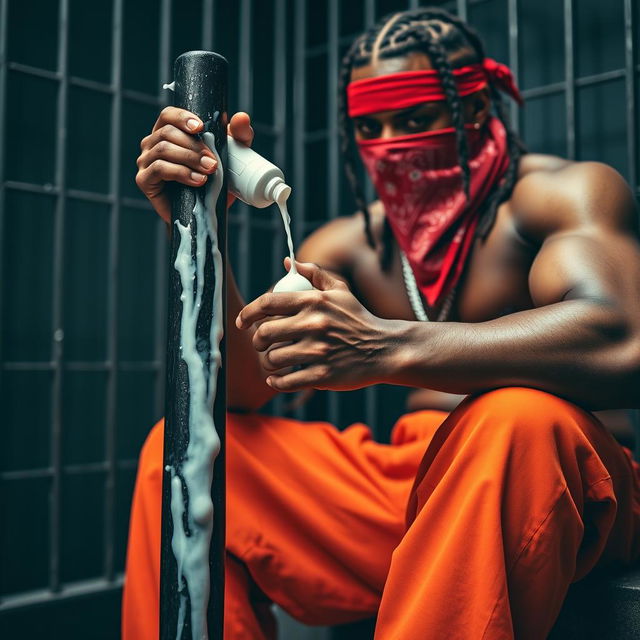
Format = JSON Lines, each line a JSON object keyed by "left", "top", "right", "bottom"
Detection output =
{"left": 468, "top": 386, "right": 575, "bottom": 417}
{"left": 453, "top": 386, "right": 590, "bottom": 451}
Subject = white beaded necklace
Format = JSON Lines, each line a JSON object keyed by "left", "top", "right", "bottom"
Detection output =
{"left": 400, "top": 250, "right": 457, "bottom": 322}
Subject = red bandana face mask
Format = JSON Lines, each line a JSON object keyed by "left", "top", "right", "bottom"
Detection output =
{"left": 357, "top": 116, "right": 510, "bottom": 308}
{"left": 347, "top": 59, "right": 521, "bottom": 309}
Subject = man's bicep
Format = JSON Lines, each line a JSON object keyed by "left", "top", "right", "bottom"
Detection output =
{"left": 528, "top": 228, "right": 640, "bottom": 311}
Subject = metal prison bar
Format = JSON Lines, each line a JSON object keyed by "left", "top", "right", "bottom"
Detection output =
{"left": 0, "top": 1, "right": 639, "bottom": 637}
{"left": 0, "top": 0, "right": 222, "bottom": 618}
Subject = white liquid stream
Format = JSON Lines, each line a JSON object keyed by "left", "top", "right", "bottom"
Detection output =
{"left": 273, "top": 199, "right": 313, "bottom": 293}
{"left": 167, "top": 131, "right": 224, "bottom": 640}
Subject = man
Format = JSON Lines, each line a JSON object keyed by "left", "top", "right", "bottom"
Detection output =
{"left": 124, "top": 7, "right": 640, "bottom": 639}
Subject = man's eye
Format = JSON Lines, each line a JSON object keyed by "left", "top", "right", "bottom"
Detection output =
{"left": 355, "top": 121, "right": 379, "bottom": 137}
{"left": 405, "top": 117, "right": 429, "bottom": 131}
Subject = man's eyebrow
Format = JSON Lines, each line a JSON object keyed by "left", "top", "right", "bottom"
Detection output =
{"left": 393, "top": 104, "right": 437, "bottom": 117}
{"left": 353, "top": 104, "right": 435, "bottom": 122}
{"left": 352, "top": 114, "right": 379, "bottom": 123}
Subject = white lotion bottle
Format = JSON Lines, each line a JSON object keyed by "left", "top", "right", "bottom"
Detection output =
{"left": 227, "top": 135, "right": 291, "bottom": 207}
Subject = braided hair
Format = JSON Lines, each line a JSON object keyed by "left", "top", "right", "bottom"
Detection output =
{"left": 338, "top": 7, "right": 526, "bottom": 268}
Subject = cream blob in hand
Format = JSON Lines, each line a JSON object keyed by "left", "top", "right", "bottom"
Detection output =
{"left": 272, "top": 196, "right": 314, "bottom": 292}
{"left": 273, "top": 270, "right": 314, "bottom": 292}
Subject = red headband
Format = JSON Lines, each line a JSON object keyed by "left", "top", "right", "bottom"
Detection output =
{"left": 347, "top": 58, "right": 523, "bottom": 117}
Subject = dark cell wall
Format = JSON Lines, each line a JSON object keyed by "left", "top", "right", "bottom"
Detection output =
{"left": 0, "top": 0, "right": 638, "bottom": 638}
{"left": 0, "top": 0, "right": 208, "bottom": 633}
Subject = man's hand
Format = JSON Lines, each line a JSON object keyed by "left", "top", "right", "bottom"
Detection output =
{"left": 136, "top": 109, "right": 254, "bottom": 222}
{"left": 236, "top": 259, "right": 398, "bottom": 392}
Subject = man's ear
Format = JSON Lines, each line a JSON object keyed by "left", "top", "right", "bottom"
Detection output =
{"left": 464, "top": 88, "right": 491, "bottom": 127}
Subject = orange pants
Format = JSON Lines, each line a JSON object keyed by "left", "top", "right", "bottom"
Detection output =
{"left": 122, "top": 388, "right": 640, "bottom": 639}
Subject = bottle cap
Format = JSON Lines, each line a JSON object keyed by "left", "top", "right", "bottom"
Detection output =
{"left": 265, "top": 177, "right": 291, "bottom": 204}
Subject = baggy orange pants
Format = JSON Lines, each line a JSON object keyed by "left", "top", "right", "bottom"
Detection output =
{"left": 122, "top": 388, "right": 640, "bottom": 639}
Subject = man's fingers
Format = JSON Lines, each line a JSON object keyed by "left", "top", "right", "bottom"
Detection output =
{"left": 139, "top": 140, "right": 218, "bottom": 175}
{"left": 236, "top": 290, "right": 319, "bottom": 329}
{"left": 253, "top": 318, "right": 299, "bottom": 351}
{"left": 266, "top": 365, "right": 330, "bottom": 393}
{"left": 136, "top": 159, "right": 208, "bottom": 195}
{"left": 228, "top": 112, "right": 254, "bottom": 146}
{"left": 284, "top": 258, "right": 346, "bottom": 292}
{"left": 142, "top": 124, "right": 214, "bottom": 156}
{"left": 252, "top": 317, "right": 327, "bottom": 352}
{"left": 138, "top": 107, "right": 216, "bottom": 221}
{"left": 262, "top": 341, "right": 329, "bottom": 372}
{"left": 226, "top": 112, "right": 253, "bottom": 212}
{"left": 152, "top": 106, "right": 203, "bottom": 135}
{"left": 140, "top": 124, "right": 213, "bottom": 155}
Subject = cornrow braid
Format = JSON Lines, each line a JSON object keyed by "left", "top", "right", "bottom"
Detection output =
{"left": 476, "top": 83, "right": 526, "bottom": 238}
{"left": 338, "top": 37, "right": 376, "bottom": 248}
{"left": 337, "top": 6, "right": 526, "bottom": 266}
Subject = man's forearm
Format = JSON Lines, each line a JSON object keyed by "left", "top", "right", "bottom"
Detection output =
{"left": 167, "top": 218, "right": 274, "bottom": 411}
{"left": 386, "top": 299, "right": 640, "bottom": 410}
{"left": 226, "top": 267, "right": 277, "bottom": 412}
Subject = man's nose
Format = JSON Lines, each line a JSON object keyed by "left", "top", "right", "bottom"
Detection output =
{"left": 379, "top": 125, "right": 401, "bottom": 140}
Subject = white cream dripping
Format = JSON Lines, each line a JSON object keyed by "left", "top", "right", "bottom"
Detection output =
{"left": 167, "top": 131, "right": 224, "bottom": 640}
{"left": 272, "top": 196, "right": 313, "bottom": 293}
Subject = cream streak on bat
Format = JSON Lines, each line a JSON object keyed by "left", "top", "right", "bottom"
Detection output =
{"left": 167, "top": 131, "right": 224, "bottom": 640}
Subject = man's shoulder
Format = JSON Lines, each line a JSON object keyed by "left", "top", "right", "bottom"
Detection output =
{"left": 509, "top": 154, "right": 638, "bottom": 242}
{"left": 296, "top": 205, "right": 382, "bottom": 276}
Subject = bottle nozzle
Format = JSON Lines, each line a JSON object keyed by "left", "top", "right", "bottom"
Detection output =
{"left": 266, "top": 177, "right": 291, "bottom": 204}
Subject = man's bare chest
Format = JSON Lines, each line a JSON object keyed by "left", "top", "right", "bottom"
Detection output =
{"left": 351, "top": 208, "right": 538, "bottom": 323}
